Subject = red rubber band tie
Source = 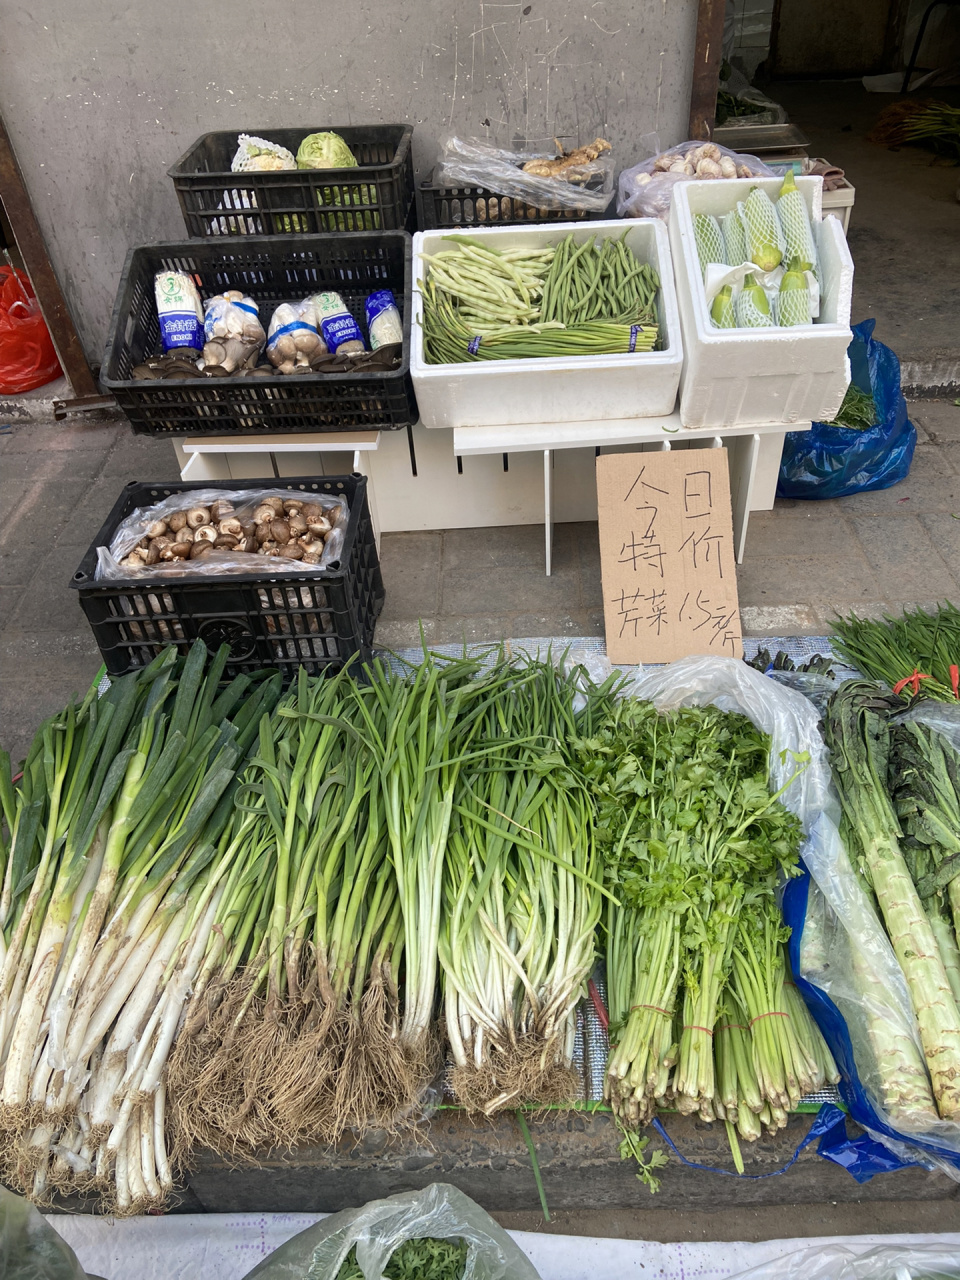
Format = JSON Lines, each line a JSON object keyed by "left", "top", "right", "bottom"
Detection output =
{"left": 749, "top": 1010, "right": 789, "bottom": 1027}
{"left": 892, "top": 668, "right": 932, "bottom": 697}
{"left": 718, "top": 1023, "right": 747, "bottom": 1032}
{"left": 631, "top": 1003, "right": 673, "bottom": 1017}
{"left": 683, "top": 1025, "right": 714, "bottom": 1036}
{"left": 951, "top": 665, "right": 960, "bottom": 701}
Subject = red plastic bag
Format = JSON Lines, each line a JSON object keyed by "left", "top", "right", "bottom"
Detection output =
{"left": 0, "top": 266, "right": 62, "bottom": 393}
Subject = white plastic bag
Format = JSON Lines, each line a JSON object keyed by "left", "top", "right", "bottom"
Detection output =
{"left": 241, "top": 1183, "right": 542, "bottom": 1280}
{"left": 617, "top": 135, "right": 774, "bottom": 220}
{"left": 202, "top": 292, "right": 266, "bottom": 372}
{"left": 0, "top": 1188, "right": 98, "bottom": 1280}
{"left": 435, "top": 135, "right": 614, "bottom": 212}
{"left": 727, "top": 1241, "right": 960, "bottom": 1280}
{"left": 95, "top": 487, "right": 350, "bottom": 580}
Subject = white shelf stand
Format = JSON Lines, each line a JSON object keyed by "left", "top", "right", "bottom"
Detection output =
{"left": 452, "top": 413, "right": 806, "bottom": 575}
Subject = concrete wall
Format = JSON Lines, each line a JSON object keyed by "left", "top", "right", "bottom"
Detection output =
{"left": 0, "top": 0, "right": 698, "bottom": 367}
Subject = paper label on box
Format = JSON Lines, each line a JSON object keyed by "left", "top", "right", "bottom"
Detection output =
{"left": 597, "top": 449, "right": 743, "bottom": 664}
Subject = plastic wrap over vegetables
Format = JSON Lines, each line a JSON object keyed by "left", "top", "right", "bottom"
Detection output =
{"left": 96, "top": 488, "right": 350, "bottom": 579}
{"left": 0, "top": 1188, "right": 96, "bottom": 1280}
{"left": 435, "top": 134, "right": 614, "bottom": 212}
{"left": 202, "top": 292, "right": 266, "bottom": 373}
{"left": 727, "top": 1241, "right": 960, "bottom": 1280}
{"left": 241, "top": 1184, "right": 542, "bottom": 1280}
{"left": 617, "top": 134, "right": 774, "bottom": 220}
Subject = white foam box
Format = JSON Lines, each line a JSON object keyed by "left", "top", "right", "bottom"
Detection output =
{"left": 411, "top": 219, "right": 683, "bottom": 428}
{"left": 669, "top": 175, "right": 854, "bottom": 429}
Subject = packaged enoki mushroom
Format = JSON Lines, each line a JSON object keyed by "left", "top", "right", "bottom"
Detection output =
{"left": 96, "top": 488, "right": 350, "bottom": 580}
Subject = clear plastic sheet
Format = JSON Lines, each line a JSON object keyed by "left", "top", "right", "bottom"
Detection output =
{"left": 727, "top": 1241, "right": 960, "bottom": 1280}
{"left": 95, "top": 488, "right": 349, "bottom": 580}
{"left": 617, "top": 135, "right": 774, "bottom": 220}
{"left": 241, "top": 1183, "right": 542, "bottom": 1280}
{"left": 893, "top": 702, "right": 960, "bottom": 753}
{"left": 434, "top": 135, "right": 614, "bottom": 212}
{"left": 0, "top": 1188, "right": 99, "bottom": 1280}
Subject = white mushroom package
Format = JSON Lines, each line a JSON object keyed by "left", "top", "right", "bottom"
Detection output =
{"left": 266, "top": 298, "right": 328, "bottom": 373}
{"left": 96, "top": 488, "right": 351, "bottom": 580}
{"left": 202, "top": 292, "right": 267, "bottom": 372}
{"left": 617, "top": 139, "right": 774, "bottom": 220}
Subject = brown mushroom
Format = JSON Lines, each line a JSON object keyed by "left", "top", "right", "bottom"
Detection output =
{"left": 190, "top": 541, "right": 214, "bottom": 560}
{"left": 282, "top": 499, "right": 304, "bottom": 515}
{"left": 169, "top": 542, "right": 192, "bottom": 559}
{"left": 194, "top": 525, "right": 218, "bottom": 544}
{"left": 307, "top": 516, "right": 332, "bottom": 537}
{"left": 186, "top": 507, "right": 211, "bottom": 529}
{"left": 144, "top": 544, "right": 161, "bottom": 566}
{"left": 214, "top": 534, "right": 239, "bottom": 549}
{"left": 287, "top": 512, "right": 308, "bottom": 536}
{"left": 145, "top": 519, "right": 168, "bottom": 539}
{"left": 255, "top": 522, "right": 273, "bottom": 545}
{"left": 168, "top": 510, "right": 188, "bottom": 534}
{"left": 240, "top": 535, "right": 258, "bottom": 554}
{"left": 177, "top": 527, "right": 195, "bottom": 544}
{"left": 302, "top": 551, "right": 322, "bottom": 565}
{"left": 209, "top": 499, "right": 235, "bottom": 521}
{"left": 270, "top": 518, "right": 291, "bottom": 545}
{"left": 265, "top": 496, "right": 286, "bottom": 515}
{"left": 253, "top": 504, "right": 275, "bottom": 525}
{"left": 279, "top": 543, "right": 305, "bottom": 560}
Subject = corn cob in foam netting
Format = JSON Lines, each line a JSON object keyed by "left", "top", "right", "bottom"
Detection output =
{"left": 778, "top": 258, "right": 812, "bottom": 327}
{"left": 736, "top": 273, "right": 775, "bottom": 328}
{"left": 777, "top": 171, "right": 820, "bottom": 281}
{"left": 693, "top": 213, "right": 727, "bottom": 278}
{"left": 721, "top": 207, "right": 748, "bottom": 266}
{"left": 710, "top": 285, "right": 736, "bottom": 329}
{"left": 741, "top": 187, "right": 784, "bottom": 273}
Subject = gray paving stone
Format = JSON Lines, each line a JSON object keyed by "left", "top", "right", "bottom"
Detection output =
{"left": 377, "top": 532, "right": 442, "bottom": 621}
{"left": 741, "top": 509, "right": 859, "bottom": 559}
{"left": 2, "top": 417, "right": 122, "bottom": 455}
{"left": 918, "top": 513, "right": 960, "bottom": 573}
{"left": 849, "top": 515, "right": 960, "bottom": 599}
{"left": 911, "top": 400, "right": 960, "bottom": 446}
{"left": 6, "top": 545, "right": 92, "bottom": 633}
{"left": 837, "top": 444, "right": 959, "bottom": 514}
{"left": 736, "top": 550, "right": 883, "bottom": 608}
{"left": 442, "top": 522, "right": 576, "bottom": 573}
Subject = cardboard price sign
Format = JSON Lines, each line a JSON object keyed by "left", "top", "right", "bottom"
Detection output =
{"left": 597, "top": 449, "right": 743, "bottom": 664}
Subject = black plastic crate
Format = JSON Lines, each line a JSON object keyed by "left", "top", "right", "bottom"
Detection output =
{"left": 100, "top": 233, "right": 417, "bottom": 436}
{"left": 169, "top": 126, "right": 415, "bottom": 238}
{"left": 70, "top": 476, "right": 384, "bottom": 680}
{"left": 417, "top": 172, "right": 613, "bottom": 230}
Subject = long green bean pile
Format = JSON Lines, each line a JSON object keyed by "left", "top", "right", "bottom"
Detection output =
{"left": 420, "top": 230, "right": 660, "bottom": 363}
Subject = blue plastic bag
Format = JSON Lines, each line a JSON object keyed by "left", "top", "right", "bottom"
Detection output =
{"left": 777, "top": 319, "right": 916, "bottom": 500}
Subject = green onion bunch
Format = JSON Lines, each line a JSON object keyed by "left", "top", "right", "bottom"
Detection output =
{"left": 0, "top": 643, "right": 281, "bottom": 1213}
{"left": 439, "top": 658, "right": 604, "bottom": 1113}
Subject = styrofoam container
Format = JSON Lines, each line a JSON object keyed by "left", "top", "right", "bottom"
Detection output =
{"left": 411, "top": 219, "right": 683, "bottom": 428}
{"left": 669, "top": 175, "right": 853, "bottom": 429}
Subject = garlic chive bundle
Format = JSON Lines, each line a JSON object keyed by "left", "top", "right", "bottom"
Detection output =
{"left": 735, "top": 274, "right": 775, "bottom": 328}
{"left": 741, "top": 188, "right": 784, "bottom": 273}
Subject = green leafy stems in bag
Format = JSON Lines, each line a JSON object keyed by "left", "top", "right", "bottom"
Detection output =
{"left": 336, "top": 1239, "right": 468, "bottom": 1280}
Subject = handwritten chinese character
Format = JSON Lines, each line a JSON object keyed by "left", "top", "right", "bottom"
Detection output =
{"left": 683, "top": 470, "right": 713, "bottom": 520}
{"left": 678, "top": 525, "right": 726, "bottom": 578}
{"left": 612, "top": 587, "right": 669, "bottom": 638}
{"left": 619, "top": 530, "right": 665, "bottom": 577}
{"left": 679, "top": 590, "right": 739, "bottom": 654}
{"left": 624, "top": 467, "right": 670, "bottom": 505}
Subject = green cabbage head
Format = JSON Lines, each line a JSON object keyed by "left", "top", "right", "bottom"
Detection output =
{"left": 296, "top": 132, "right": 359, "bottom": 170}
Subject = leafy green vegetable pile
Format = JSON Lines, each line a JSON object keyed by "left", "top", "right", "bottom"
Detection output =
{"left": 572, "top": 694, "right": 838, "bottom": 1166}
{"left": 335, "top": 1237, "right": 468, "bottom": 1280}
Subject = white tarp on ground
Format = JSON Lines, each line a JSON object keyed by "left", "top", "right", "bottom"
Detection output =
{"left": 40, "top": 1216, "right": 960, "bottom": 1280}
